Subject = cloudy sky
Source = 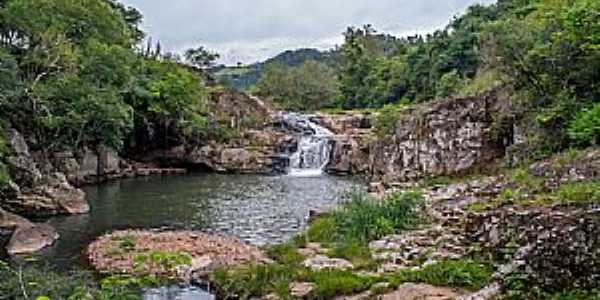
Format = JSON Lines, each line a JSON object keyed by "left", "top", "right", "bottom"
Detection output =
{"left": 119, "top": 0, "right": 496, "bottom": 65}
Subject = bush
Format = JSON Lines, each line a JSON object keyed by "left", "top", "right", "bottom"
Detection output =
{"left": 265, "top": 243, "right": 304, "bottom": 266}
{"left": 568, "top": 103, "right": 600, "bottom": 146}
{"left": 374, "top": 103, "right": 406, "bottom": 137}
{"left": 436, "top": 70, "right": 464, "bottom": 98}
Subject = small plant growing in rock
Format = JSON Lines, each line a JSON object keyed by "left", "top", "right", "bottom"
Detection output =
{"left": 116, "top": 235, "right": 137, "bottom": 252}
{"left": 133, "top": 251, "right": 192, "bottom": 276}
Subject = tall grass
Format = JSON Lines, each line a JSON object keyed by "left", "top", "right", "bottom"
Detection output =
{"left": 333, "top": 190, "right": 424, "bottom": 243}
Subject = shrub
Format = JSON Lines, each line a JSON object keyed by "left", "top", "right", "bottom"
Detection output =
{"left": 327, "top": 240, "right": 378, "bottom": 270}
{"left": 374, "top": 103, "right": 406, "bottom": 137}
{"left": 568, "top": 103, "right": 600, "bottom": 146}
{"left": 436, "top": 70, "right": 464, "bottom": 98}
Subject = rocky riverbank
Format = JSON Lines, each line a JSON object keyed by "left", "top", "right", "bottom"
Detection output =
{"left": 184, "top": 147, "right": 598, "bottom": 300}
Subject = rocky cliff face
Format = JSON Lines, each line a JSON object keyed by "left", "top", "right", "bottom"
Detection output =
{"left": 369, "top": 90, "right": 509, "bottom": 183}
{"left": 319, "top": 89, "right": 513, "bottom": 183}
{"left": 137, "top": 89, "right": 296, "bottom": 175}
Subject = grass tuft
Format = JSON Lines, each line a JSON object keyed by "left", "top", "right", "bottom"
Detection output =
{"left": 387, "top": 259, "right": 494, "bottom": 291}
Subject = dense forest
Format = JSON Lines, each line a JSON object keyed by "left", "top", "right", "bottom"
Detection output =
{"left": 0, "top": 0, "right": 233, "bottom": 187}
{"left": 252, "top": 0, "right": 599, "bottom": 156}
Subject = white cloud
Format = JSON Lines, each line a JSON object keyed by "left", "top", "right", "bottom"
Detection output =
{"left": 120, "top": 0, "right": 496, "bottom": 65}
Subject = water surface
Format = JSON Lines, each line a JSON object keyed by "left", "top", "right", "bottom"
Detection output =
{"left": 41, "top": 173, "right": 359, "bottom": 268}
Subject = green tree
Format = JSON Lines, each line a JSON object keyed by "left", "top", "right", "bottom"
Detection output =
{"left": 184, "top": 46, "right": 220, "bottom": 69}
{"left": 256, "top": 60, "right": 339, "bottom": 111}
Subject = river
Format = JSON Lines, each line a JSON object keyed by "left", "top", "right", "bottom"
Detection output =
{"left": 7, "top": 114, "right": 362, "bottom": 299}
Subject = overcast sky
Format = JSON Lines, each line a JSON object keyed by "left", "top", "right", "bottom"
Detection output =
{"left": 119, "top": 0, "right": 496, "bottom": 65}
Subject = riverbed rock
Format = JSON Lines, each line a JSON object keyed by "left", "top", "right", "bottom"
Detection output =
{"left": 88, "top": 230, "right": 267, "bottom": 277}
{"left": 303, "top": 255, "right": 354, "bottom": 271}
{"left": 0, "top": 208, "right": 32, "bottom": 230}
{"left": 97, "top": 145, "right": 120, "bottom": 175}
{"left": 327, "top": 135, "right": 370, "bottom": 175}
{"left": 290, "top": 282, "right": 316, "bottom": 299}
{"left": 380, "top": 283, "right": 463, "bottom": 300}
{"left": 7, "top": 223, "right": 59, "bottom": 255}
{"left": 6, "top": 129, "right": 42, "bottom": 188}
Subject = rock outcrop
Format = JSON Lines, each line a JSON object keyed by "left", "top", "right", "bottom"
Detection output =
{"left": 3, "top": 129, "right": 89, "bottom": 217}
{"left": 6, "top": 223, "right": 59, "bottom": 255}
{"left": 317, "top": 89, "right": 513, "bottom": 182}
{"left": 369, "top": 90, "right": 509, "bottom": 183}
{"left": 88, "top": 230, "right": 267, "bottom": 278}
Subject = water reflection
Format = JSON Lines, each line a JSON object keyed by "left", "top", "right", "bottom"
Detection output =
{"left": 42, "top": 173, "right": 359, "bottom": 268}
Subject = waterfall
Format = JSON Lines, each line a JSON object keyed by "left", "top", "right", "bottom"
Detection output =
{"left": 283, "top": 113, "right": 333, "bottom": 177}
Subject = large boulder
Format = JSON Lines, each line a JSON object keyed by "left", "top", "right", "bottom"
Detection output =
{"left": 2, "top": 129, "right": 89, "bottom": 216}
{"left": 327, "top": 135, "right": 370, "bottom": 175}
{"left": 78, "top": 148, "right": 99, "bottom": 180}
{"left": 97, "top": 145, "right": 120, "bottom": 176}
{"left": 0, "top": 208, "right": 32, "bottom": 230}
{"left": 5, "top": 129, "right": 42, "bottom": 188}
{"left": 6, "top": 223, "right": 59, "bottom": 255}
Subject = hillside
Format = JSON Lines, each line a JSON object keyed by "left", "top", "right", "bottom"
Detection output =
{"left": 211, "top": 48, "right": 337, "bottom": 90}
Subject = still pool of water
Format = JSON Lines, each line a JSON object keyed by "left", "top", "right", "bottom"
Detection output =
{"left": 38, "top": 173, "right": 359, "bottom": 268}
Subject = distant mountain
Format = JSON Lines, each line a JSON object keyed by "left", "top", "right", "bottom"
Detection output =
{"left": 211, "top": 48, "right": 338, "bottom": 91}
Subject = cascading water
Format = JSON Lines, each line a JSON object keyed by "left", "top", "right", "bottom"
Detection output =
{"left": 283, "top": 113, "right": 333, "bottom": 177}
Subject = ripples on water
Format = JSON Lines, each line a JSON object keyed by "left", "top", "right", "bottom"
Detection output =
{"left": 40, "top": 173, "right": 360, "bottom": 268}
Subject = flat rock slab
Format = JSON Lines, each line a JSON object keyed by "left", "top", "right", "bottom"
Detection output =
{"left": 88, "top": 230, "right": 267, "bottom": 275}
{"left": 290, "top": 282, "right": 316, "bottom": 299}
{"left": 7, "top": 223, "right": 59, "bottom": 255}
{"left": 303, "top": 255, "right": 354, "bottom": 271}
{"left": 380, "top": 283, "right": 463, "bottom": 300}
{"left": 0, "top": 208, "right": 32, "bottom": 230}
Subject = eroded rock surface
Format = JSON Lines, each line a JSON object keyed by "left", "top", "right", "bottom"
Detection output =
{"left": 369, "top": 90, "right": 509, "bottom": 184}
{"left": 7, "top": 223, "right": 59, "bottom": 255}
{"left": 380, "top": 283, "right": 463, "bottom": 300}
{"left": 88, "top": 230, "right": 267, "bottom": 277}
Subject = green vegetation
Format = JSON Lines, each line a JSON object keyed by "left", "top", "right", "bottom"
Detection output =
{"left": 210, "top": 191, "right": 424, "bottom": 299}
{"left": 333, "top": 191, "right": 424, "bottom": 243}
{"left": 569, "top": 103, "right": 600, "bottom": 146}
{"left": 0, "top": 0, "right": 234, "bottom": 157}
{"left": 250, "top": 0, "right": 599, "bottom": 158}
{"left": 133, "top": 251, "right": 192, "bottom": 277}
{"left": 373, "top": 103, "right": 407, "bottom": 137}
{"left": 387, "top": 259, "right": 494, "bottom": 291}
{"left": 0, "top": 261, "right": 143, "bottom": 300}
{"left": 254, "top": 60, "right": 340, "bottom": 111}
{"left": 308, "top": 270, "right": 376, "bottom": 299}
{"left": 468, "top": 165, "right": 600, "bottom": 212}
